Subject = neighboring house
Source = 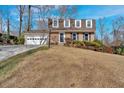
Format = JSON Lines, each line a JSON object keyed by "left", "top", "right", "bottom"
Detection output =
{"left": 24, "top": 18, "right": 96, "bottom": 45}
{"left": 2, "top": 31, "right": 18, "bottom": 39}
{"left": 0, "top": 31, "right": 18, "bottom": 38}
{"left": 9, "top": 31, "right": 19, "bottom": 37}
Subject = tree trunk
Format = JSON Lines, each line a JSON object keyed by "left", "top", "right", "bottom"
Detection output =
{"left": 0, "top": 17, "right": 2, "bottom": 33}
{"left": 27, "top": 5, "right": 31, "bottom": 32}
{"left": 7, "top": 18, "right": 10, "bottom": 40}
{"left": 19, "top": 5, "right": 22, "bottom": 37}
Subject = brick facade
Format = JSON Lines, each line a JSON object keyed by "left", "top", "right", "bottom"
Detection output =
{"left": 48, "top": 19, "right": 96, "bottom": 44}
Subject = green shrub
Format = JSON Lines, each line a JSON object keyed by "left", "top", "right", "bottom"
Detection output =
{"left": 93, "top": 39, "right": 103, "bottom": 46}
{"left": 122, "top": 48, "right": 124, "bottom": 55}
{"left": 116, "top": 48, "right": 122, "bottom": 55}
{"left": 90, "top": 41, "right": 101, "bottom": 48}
{"left": 116, "top": 47, "right": 124, "bottom": 55}
{"left": 17, "top": 34, "right": 25, "bottom": 44}
{"left": 13, "top": 38, "right": 18, "bottom": 44}
{"left": 73, "top": 40, "right": 85, "bottom": 47}
{"left": 83, "top": 41, "right": 101, "bottom": 48}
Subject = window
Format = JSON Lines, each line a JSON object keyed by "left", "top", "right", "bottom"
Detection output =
{"left": 72, "top": 33, "right": 77, "bottom": 40}
{"left": 75, "top": 20, "right": 81, "bottom": 28}
{"left": 52, "top": 19, "right": 59, "bottom": 28}
{"left": 64, "top": 19, "right": 70, "bottom": 28}
{"left": 86, "top": 20, "right": 92, "bottom": 28}
{"left": 83, "top": 33, "right": 89, "bottom": 41}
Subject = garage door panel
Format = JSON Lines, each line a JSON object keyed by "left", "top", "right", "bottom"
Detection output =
{"left": 25, "top": 35, "right": 48, "bottom": 45}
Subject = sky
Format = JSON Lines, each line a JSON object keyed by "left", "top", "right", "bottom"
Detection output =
{"left": 0, "top": 5, "right": 124, "bottom": 39}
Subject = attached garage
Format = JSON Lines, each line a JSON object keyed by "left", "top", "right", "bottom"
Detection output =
{"left": 24, "top": 30, "right": 49, "bottom": 45}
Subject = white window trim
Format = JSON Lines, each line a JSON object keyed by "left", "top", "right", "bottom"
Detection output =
{"left": 75, "top": 20, "right": 81, "bottom": 28}
{"left": 86, "top": 19, "right": 92, "bottom": 28}
{"left": 72, "top": 32, "right": 78, "bottom": 40}
{"left": 59, "top": 32, "right": 65, "bottom": 43}
{"left": 64, "top": 19, "right": 70, "bottom": 28}
{"left": 52, "top": 19, "right": 59, "bottom": 28}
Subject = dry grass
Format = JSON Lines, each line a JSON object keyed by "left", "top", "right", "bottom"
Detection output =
{"left": 0, "top": 45, "right": 124, "bottom": 88}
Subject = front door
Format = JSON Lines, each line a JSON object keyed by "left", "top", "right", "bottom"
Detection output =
{"left": 59, "top": 32, "right": 65, "bottom": 43}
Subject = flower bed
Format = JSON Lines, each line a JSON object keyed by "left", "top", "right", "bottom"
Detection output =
{"left": 64, "top": 38, "right": 115, "bottom": 54}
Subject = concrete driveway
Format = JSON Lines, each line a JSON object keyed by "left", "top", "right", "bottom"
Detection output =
{"left": 0, "top": 45, "right": 41, "bottom": 61}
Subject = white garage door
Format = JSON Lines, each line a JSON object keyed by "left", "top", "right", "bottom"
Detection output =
{"left": 26, "top": 36, "right": 48, "bottom": 45}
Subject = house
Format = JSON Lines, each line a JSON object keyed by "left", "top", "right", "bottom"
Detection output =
{"left": 24, "top": 18, "right": 96, "bottom": 45}
{"left": 49, "top": 19, "right": 96, "bottom": 44}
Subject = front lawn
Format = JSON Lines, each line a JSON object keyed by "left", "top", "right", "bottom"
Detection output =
{"left": 0, "top": 46, "right": 124, "bottom": 87}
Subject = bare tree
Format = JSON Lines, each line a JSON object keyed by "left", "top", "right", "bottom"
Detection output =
{"left": 5, "top": 8, "right": 12, "bottom": 40}
{"left": 112, "top": 16, "right": 124, "bottom": 46}
{"left": 17, "top": 5, "right": 25, "bottom": 37}
{"left": 103, "top": 32, "right": 111, "bottom": 47}
{"left": 30, "top": 5, "right": 77, "bottom": 30}
{"left": 35, "top": 6, "right": 55, "bottom": 46}
{"left": 35, "top": 5, "right": 55, "bottom": 29}
{"left": 58, "top": 5, "right": 77, "bottom": 19}
{"left": 23, "top": 16, "right": 28, "bottom": 31}
{"left": 27, "top": 5, "right": 31, "bottom": 32}
{"left": 7, "top": 18, "right": 10, "bottom": 39}
{"left": 0, "top": 10, "right": 2, "bottom": 33}
{"left": 26, "top": 5, "right": 52, "bottom": 31}
{"left": 98, "top": 17, "right": 106, "bottom": 43}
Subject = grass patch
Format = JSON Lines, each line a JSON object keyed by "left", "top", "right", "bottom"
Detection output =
{"left": 0, "top": 46, "right": 48, "bottom": 76}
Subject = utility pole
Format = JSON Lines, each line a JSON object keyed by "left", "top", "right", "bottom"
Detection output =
{"left": 48, "top": 19, "right": 52, "bottom": 48}
{"left": 48, "top": 28, "right": 51, "bottom": 48}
